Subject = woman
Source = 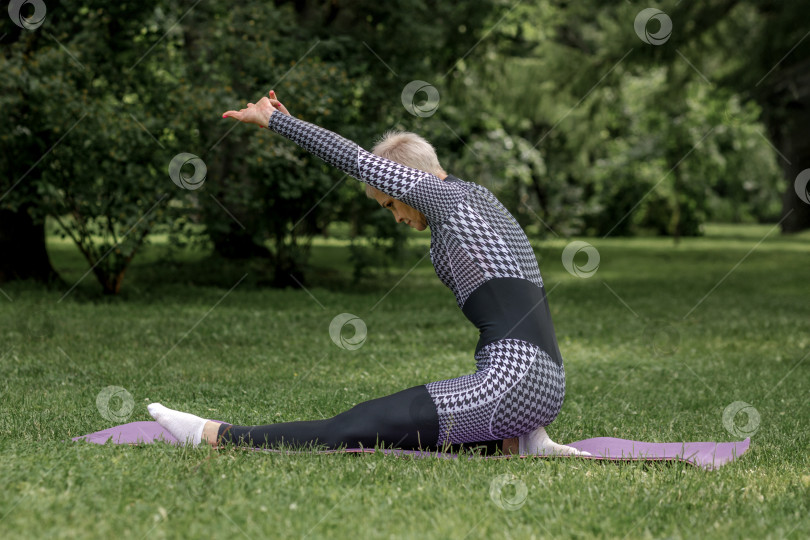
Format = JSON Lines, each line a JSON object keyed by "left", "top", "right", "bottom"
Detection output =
{"left": 148, "top": 91, "right": 587, "bottom": 457}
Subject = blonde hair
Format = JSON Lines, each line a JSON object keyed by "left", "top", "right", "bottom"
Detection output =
{"left": 364, "top": 131, "right": 446, "bottom": 198}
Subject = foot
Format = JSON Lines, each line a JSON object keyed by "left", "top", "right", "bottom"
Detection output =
{"left": 519, "top": 425, "right": 592, "bottom": 457}
{"left": 147, "top": 403, "right": 214, "bottom": 447}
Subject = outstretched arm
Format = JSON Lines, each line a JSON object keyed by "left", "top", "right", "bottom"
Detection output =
{"left": 222, "top": 92, "right": 465, "bottom": 223}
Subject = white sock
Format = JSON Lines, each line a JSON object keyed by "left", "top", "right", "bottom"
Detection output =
{"left": 147, "top": 403, "right": 207, "bottom": 447}
{"left": 519, "top": 425, "right": 592, "bottom": 457}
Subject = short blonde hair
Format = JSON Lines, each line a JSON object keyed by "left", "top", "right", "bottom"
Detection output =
{"left": 364, "top": 131, "right": 446, "bottom": 198}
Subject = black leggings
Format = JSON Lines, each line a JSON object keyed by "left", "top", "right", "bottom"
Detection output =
{"left": 216, "top": 385, "right": 502, "bottom": 453}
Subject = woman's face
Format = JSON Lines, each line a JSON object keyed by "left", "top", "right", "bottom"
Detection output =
{"left": 371, "top": 189, "right": 428, "bottom": 231}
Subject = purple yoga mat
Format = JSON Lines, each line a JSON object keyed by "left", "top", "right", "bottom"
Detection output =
{"left": 72, "top": 421, "right": 750, "bottom": 470}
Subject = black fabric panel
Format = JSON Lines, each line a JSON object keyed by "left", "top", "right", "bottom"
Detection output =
{"left": 216, "top": 385, "right": 440, "bottom": 451}
{"left": 461, "top": 277, "right": 563, "bottom": 366}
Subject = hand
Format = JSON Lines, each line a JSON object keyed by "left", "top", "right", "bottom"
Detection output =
{"left": 222, "top": 90, "right": 289, "bottom": 128}
{"left": 268, "top": 90, "right": 290, "bottom": 116}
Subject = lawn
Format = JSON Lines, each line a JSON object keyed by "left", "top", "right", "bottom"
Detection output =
{"left": 1, "top": 223, "right": 808, "bottom": 539}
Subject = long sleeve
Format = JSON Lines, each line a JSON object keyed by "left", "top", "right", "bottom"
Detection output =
{"left": 267, "top": 112, "right": 465, "bottom": 223}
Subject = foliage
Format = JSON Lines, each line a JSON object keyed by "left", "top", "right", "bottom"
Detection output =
{"left": 447, "top": 0, "right": 788, "bottom": 238}
{"left": 2, "top": 0, "right": 804, "bottom": 294}
{"left": 1, "top": 1, "right": 192, "bottom": 293}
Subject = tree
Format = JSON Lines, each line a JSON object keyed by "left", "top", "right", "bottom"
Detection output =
{"left": 1, "top": 1, "right": 192, "bottom": 293}
{"left": 0, "top": 1, "right": 68, "bottom": 284}
{"left": 448, "top": 0, "right": 792, "bottom": 236}
{"left": 2, "top": 0, "right": 503, "bottom": 292}
{"left": 174, "top": 0, "right": 501, "bottom": 284}
{"left": 578, "top": 0, "right": 810, "bottom": 232}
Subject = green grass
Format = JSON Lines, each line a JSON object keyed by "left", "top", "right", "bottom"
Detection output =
{"left": 1, "top": 223, "right": 808, "bottom": 539}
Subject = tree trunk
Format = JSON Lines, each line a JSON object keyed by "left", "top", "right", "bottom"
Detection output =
{"left": 0, "top": 207, "right": 61, "bottom": 284}
{"left": 760, "top": 62, "right": 810, "bottom": 233}
{"left": 212, "top": 229, "right": 272, "bottom": 259}
{"left": 775, "top": 107, "right": 810, "bottom": 233}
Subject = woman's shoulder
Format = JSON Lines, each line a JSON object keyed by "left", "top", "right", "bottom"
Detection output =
{"left": 451, "top": 177, "right": 503, "bottom": 205}
{"left": 445, "top": 175, "right": 490, "bottom": 193}
{"left": 432, "top": 176, "right": 514, "bottom": 225}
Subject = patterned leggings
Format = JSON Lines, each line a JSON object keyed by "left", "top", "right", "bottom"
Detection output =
{"left": 215, "top": 338, "right": 565, "bottom": 450}
{"left": 427, "top": 339, "right": 566, "bottom": 444}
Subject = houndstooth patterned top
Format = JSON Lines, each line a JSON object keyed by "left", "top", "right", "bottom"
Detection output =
{"left": 267, "top": 112, "right": 544, "bottom": 306}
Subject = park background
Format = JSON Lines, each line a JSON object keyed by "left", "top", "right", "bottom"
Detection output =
{"left": 1, "top": 1, "right": 808, "bottom": 538}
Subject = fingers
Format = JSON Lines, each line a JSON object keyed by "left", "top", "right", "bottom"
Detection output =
{"left": 268, "top": 90, "right": 290, "bottom": 116}
{"left": 222, "top": 91, "right": 282, "bottom": 122}
{"left": 222, "top": 104, "right": 255, "bottom": 119}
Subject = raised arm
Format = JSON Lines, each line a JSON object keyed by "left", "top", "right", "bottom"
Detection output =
{"left": 223, "top": 92, "right": 465, "bottom": 223}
